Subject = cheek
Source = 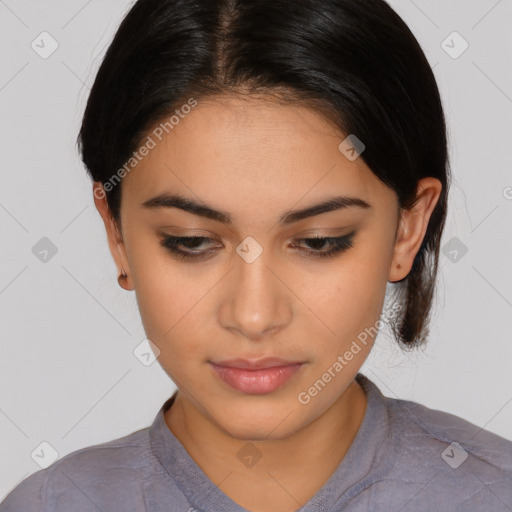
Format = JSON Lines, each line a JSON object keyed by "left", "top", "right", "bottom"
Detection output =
{"left": 127, "top": 244, "right": 196, "bottom": 349}
{"left": 128, "top": 232, "right": 197, "bottom": 317}
{"left": 134, "top": 274, "right": 207, "bottom": 381}
{"left": 305, "top": 252, "right": 390, "bottom": 350}
{"left": 129, "top": 254, "right": 221, "bottom": 378}
{"left": 134, "top": 274, "right": 206, "bottom": 354}
{"left": 339, "top": 262, "right": 387, "bottom": 319}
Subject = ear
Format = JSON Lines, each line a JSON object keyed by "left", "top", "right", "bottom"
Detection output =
{"left": 93, "top": 182, "right": 134, "bottom": 291}
{"left": 388, "top": 177, "right": 443, "bottom": 283}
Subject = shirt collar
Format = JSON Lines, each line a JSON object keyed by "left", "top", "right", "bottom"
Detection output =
{"left": 149, "top": 372, "right": 397, "bottom": 512}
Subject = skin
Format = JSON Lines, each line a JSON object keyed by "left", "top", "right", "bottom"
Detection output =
{"left": 93, "top": 94, "right": 442, "bottom": 512}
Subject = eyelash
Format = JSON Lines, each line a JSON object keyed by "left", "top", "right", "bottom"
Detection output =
{"left": 159, "top": 232, "right": 356, "bottom": 261}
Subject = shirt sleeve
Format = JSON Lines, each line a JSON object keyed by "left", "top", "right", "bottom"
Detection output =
{"left": 0, "top": 469, "right": 48, "bottom": 512}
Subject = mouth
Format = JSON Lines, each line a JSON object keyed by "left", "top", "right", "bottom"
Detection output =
{"left": 208, "top": 358, "right": 306, "bottom": 395}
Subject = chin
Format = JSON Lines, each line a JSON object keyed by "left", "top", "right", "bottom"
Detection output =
{"left": 222, "top": 422, "right": 292, "bottom": 442}
{"left": 212, "top": 407, "right": 304, "bottom": 442}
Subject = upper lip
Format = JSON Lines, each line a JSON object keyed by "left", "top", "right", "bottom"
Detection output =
{"left": 210, "top": 357, "right": 304, "bottom": 370}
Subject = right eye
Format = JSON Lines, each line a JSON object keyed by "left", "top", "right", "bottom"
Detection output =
{"left": 159, "top": 236, "right": 220, "bottom": 260}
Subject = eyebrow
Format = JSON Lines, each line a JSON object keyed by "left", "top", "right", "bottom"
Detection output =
{"left": 142, "top": 193, "right": 371, "bottom": 226}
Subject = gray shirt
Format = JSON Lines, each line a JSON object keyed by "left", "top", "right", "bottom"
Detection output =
{"left": 1, "top": 372, "right": 511, "bottom": 511}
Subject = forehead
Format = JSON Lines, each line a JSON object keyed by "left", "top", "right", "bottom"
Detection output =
{"left": 121, "top": 95, "right": 396, "bottom": 222}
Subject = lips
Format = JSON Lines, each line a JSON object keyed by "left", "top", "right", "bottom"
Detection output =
{"left": 210, "top": 357, "right": 304, "bottom": 370}
{"left": 209, "top": 357, "right": 306, "bottom": 395}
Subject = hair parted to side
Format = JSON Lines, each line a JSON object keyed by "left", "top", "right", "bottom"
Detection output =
{"left": 77, "top": 0, "right": 451, "bottom": 351}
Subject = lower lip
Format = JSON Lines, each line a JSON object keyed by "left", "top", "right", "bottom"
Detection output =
{"left": 209, "top": 362, "right": 304, "bottom": 395}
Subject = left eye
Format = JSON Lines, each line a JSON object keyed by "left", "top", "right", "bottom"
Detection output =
{"left": 291, "top": 233, "right": 356, "bottom": 259}
{"left": 160, "top": 232, "right": 356, "bottom": 261}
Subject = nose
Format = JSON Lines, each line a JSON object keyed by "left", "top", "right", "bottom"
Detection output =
{"left": 219, "top": 248, "right": 292, "bottom": 341}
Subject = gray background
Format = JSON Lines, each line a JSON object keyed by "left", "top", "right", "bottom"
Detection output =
{"left": 1, "top": 0, "right": 511, "bottom": 499}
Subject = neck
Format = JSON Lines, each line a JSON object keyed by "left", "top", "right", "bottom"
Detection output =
{"left": 164, "top": 378, "right": 367, "bottom": 512}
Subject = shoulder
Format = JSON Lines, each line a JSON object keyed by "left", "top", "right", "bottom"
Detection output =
{"left": 0, "top": 426, "right": 154, "bottom": 512}
{"left": 389, "top": 394, "right": 512, "bottom": 468}
{"left": 382, "top": 394, "right": 512, "bottom": 510}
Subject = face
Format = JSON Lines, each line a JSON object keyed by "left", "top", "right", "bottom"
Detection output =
{"left": 96, "top": 95, "right": 416, "bottom": 440}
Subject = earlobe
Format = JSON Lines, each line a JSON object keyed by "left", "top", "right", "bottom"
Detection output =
{"left": 388, "top": 177, "right": 442, "bottom": 283}
{"left": 92, "top": 182, "right": 133, "bottom": 291}
{"left": 115, "top": 241, "right": 132, "bottom": 291}
{"left": 388, "top": 211, "right": 417, "bottom": 283}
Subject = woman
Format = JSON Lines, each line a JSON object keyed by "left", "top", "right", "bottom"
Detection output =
{"left": 2, "top": 0, "right": 511, "bottom": 511}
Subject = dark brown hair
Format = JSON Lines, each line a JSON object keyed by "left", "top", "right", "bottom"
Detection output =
{"left": 77, "top": 0, "right": 451, "bottom": 350}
